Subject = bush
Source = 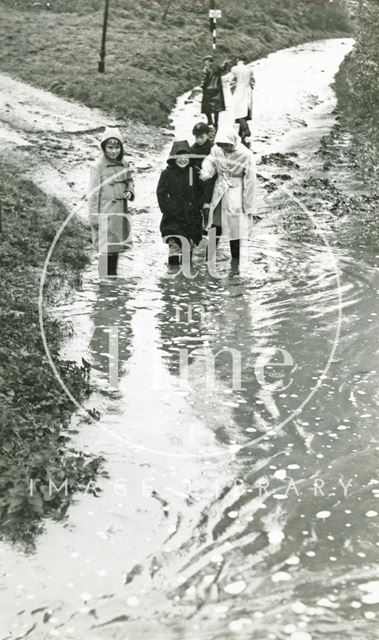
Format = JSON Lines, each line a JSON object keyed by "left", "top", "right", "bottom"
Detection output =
{"left": 337, "top": 0, "right": 379, "bottom": 125}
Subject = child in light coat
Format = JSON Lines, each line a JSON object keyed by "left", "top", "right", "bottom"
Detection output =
{"left": 88, "top": 127, "right": 135, "bottom": 277}
{"left": 200, "top": 127, "right": 257, "bottom": 261}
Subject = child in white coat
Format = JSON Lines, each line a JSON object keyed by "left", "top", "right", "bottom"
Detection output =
{"left": 200, "top": 127, "right": 257, "bottom": 261}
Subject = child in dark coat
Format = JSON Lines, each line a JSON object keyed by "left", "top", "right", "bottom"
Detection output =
{"left": 190, "top": 122, "right": 213, "bottom": 170}
{"left": 157, "top": 140, "right": 203, "bottom": 265}
{"left": 190, "top": 122, "right": 215, "bottom": 231}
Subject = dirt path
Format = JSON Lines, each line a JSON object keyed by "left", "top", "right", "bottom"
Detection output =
{"left": 0, "top": 70, "right": 169, "bottom": 210}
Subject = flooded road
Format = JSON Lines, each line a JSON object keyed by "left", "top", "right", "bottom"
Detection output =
{"left": 2, "top": 38, "right": 379, "bottom": 640}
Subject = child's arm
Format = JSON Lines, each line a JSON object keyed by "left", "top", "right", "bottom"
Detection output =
{"left": 200, "top": 152, "right": 217, "bottom": 183}
{"left": 230, "top": 70, "right": 237, "bottom": 93}
{"left": 123, "top": 159, "right": 135, "bottom": 201}
{"left": 199, "top": 155, "right": 217, "bottom": 226}
{"left": 88, "top": 165, "right": 101, "bottom": 227}
{"left": 202, "top": 178, "right": 215, "bottom": 208}
{"left": 242, "top": 154, "right": 257, "bottom": 216}
{"left": 156, "top": 169, "right": 172, "bottom": 214}
{"left": 201, "top": 68, "right": 209, "bottom": 90}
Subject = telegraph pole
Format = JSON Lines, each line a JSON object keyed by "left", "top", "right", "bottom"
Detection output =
{"left": 98, "top": 0, "right": 110, "bottom": 73}
{"left": 162, "top": 0, "right": 173, "bottom": 21}
{"left": 209, "top": 0, "right": 221, "bottom": 51}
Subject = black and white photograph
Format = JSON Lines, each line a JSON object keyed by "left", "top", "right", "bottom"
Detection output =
{"left": 0, "top": 0, "right": 378, "bottom": 639}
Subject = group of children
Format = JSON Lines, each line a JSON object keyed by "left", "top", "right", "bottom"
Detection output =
{"left": 157, "top": 120, "right": 257, "bottom": 265}
{"left": 88, "top": 120, "right": 258, "bottom": 275}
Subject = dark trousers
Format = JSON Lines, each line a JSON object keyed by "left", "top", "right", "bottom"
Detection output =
{"left": 236, "top": 117, "right": 251, "bottom": 139}
{"left": 205, "top": 111, "right": 219, "bottom": 129}
{"left": 207, "top": 225, "right": 240, "bottom": 261}
{"left": 166, "top": 237, "right": 194, "bottom": 265}
{"left": 99, "top": 253, "right": 119, "bottom": 276}
{"left": 230, "top": 239, "right": 240, "bottom": 260}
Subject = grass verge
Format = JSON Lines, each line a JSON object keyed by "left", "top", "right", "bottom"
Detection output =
{"left": 0, "top": 162, "right": 105, "bottom": 550}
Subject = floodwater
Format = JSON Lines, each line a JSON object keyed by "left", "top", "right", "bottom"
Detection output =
{"left": 2, "top": 38, "right": 379, "bottom": 640}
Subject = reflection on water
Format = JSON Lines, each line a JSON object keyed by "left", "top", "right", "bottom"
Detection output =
{"left": 89, "top": 281, "right": 136, "bottom": 389}
{"left": 2, "top": 39, "right": 379, "bottom": 640}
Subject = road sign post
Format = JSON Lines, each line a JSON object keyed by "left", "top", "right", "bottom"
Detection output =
{"left": 209, "top": 1, "right": 222, "bottom": 51}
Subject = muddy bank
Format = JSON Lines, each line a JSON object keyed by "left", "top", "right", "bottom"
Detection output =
{"left": 279, "top": 53, "right": 379, "bottom": 252}
{"left": 317, "top": 1, "right": 379, "bottom": 239}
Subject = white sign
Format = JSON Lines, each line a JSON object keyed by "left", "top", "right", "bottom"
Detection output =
{"left": 209, "top": 9, "right": 222, "bottom": 19}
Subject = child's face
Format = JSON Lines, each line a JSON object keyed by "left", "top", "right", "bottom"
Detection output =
{"left": 104, "top": 138, "right": 121, "bottom": 160}
{"left": 195, "top": 134, "right": 209, "bottom": 146}
{"left": 175, "top": 155, "right": 190, "bottom": 168}
{"left": 217, "top": 142, "right": 234, "bottom": 154}
{"left": 208, "top": 127, "right": 216, "bottom": 143}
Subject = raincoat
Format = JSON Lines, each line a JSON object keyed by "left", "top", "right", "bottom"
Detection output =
{"left": 190, "top": 138, "right": 215, "bottom": 206}
{"left": 230, "top": 62, "right": 255, "bottom": 121}
{"left": 88, "top": 127, "right": 135, "bottom": 254}
{"left": 157, "top": 141, "right": 203, "bottom": 246}
{"left": 218, "top": 71, "right": 236, "bottom": 128}
{"left": 200, "top": 128, "right": 256, "bottom": 241}
{"left": 190, "top": 139, "right": 213, "bottom": 170}
{"left": 201, "top": 64, "right": 226, "bottom": 115}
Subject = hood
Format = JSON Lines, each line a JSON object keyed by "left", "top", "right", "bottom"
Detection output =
{"left": 100, "top": 126, "right": 124, "bottom": 159}
{"left": 167, "top": 140, "right": 191, "bottom": 165}
{"left": 214, "top": 127, "right": 239, "bottom": 148}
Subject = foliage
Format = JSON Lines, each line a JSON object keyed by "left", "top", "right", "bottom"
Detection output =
{"left": 334, "top": 0, "right": 379, "bottom": 177}
{"left": 0, "top": 162, "right": 104, "bottom": 550}
{"left": 337, "top": 0, "right": 379, "bottom": 125}
{"left": 0, "top": 0, "right": 351, "bottom": 126}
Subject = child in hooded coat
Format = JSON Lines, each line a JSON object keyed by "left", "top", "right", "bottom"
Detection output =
{"left": 200, "top": 127, "right": 257, "bottom": 261}
{"left": 88, "top": 127, "right": 135, "bottom": 277}
{"left": 157, "top": 140, "right": 203, "bottom": 265}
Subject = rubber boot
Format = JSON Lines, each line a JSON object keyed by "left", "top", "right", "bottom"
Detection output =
{"left": 107, "top": 253, "right": 119, "bottom": 276}
{"left": 168, "top": 238, "right": 181, "bottom": 265}
{"left": 230, "top": 239, "right": 240, "bottom": 261}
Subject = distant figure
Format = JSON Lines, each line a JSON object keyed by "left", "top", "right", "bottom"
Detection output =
{"left": 219, "top": 58, "right": 235, "bottom": 128}
{"left": 230, "top": 55, "right": 255, "bottom": 144}
{"left": 88, "top": 127, "right": 135, "bottom": 277}
{"left": 200, "top": 127, "right": 257, "bottom": 262}
{"left": 201, "top": 55, "right": 226, "bottom": 131}
{"left": 157, "top": 140, "right": 203, "bottom": 265}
